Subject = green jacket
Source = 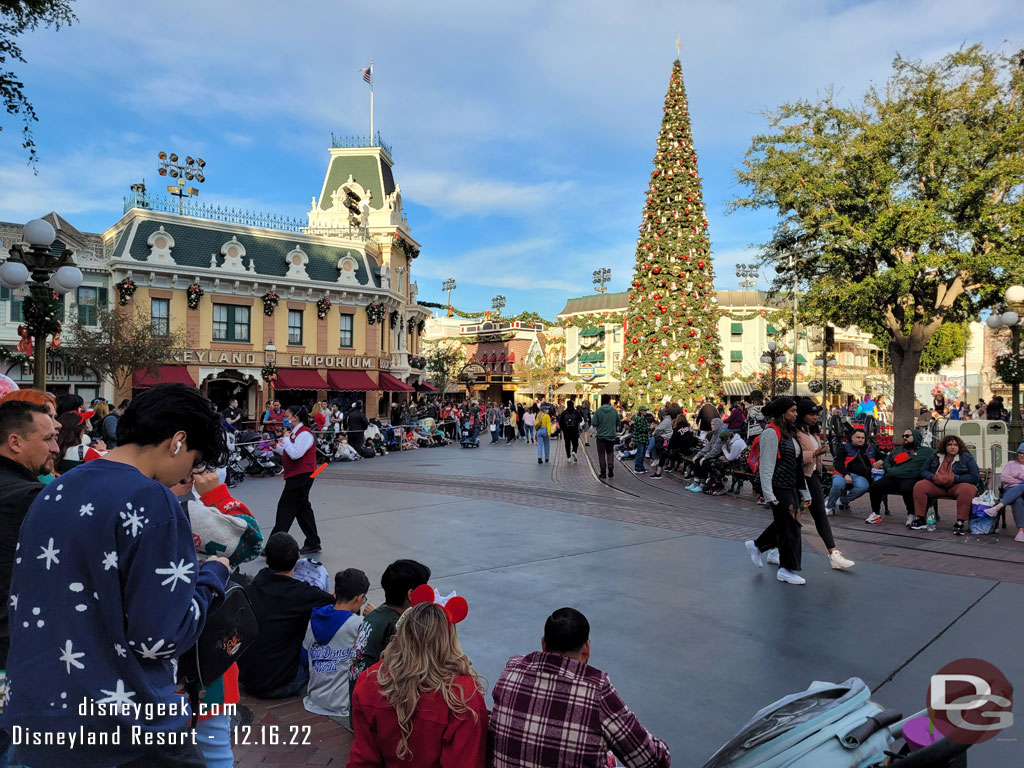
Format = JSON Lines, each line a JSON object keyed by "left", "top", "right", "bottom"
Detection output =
{"left": 632, "top": 413, "right": 650, "bottom": 443}
{"left": 592, "top": 404, "right": 621, "bottom": 440}
{"left": 883, "top": 428, "right": 935, "bottom": 479}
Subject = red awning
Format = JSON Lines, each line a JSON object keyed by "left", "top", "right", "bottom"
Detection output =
{"left": 378, "top": 372, "right": 415, "bottom": 392}
{"left": 274, "top": 368, "right": 329, "bottom": 391}
{"left": 326, "top": 371, "right": 377, "bottom": 391}
{"left": 415, "top": 382, "right": 439, "bottom": 393}
{"left": 132, "top": 365, "right": 197, "bottom": 388}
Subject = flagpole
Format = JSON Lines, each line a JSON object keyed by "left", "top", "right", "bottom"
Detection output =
{"left": 369, "top": 58, "right": 374, "bottom": 146}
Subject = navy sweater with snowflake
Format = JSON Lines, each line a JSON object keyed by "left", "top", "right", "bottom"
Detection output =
{"left": 2, "top": 459, "right": 228, "bottom": 768}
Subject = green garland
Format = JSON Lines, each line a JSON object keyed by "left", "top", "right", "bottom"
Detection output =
{"left": 23, "top": 294, "right": 62, "bottom": 339}
{"left": 561, "top": 311, "right": 625, "bottom": 329}
{"left": 994, "top": 351, "right": 1024, "bottom": 385}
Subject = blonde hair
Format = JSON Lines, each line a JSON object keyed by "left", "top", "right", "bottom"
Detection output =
{"left": 93, "top": 401, "right": 110, "bottom": 421}
{"left": 376, "top": 602, "right": 485, "bottom": 760}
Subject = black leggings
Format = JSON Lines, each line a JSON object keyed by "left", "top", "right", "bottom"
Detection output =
{"left": 805, "top": 472, "right": 836, "bottom": 551}
{"left": 563, "top": 428, "right": 579, "bottom": 457}
{"left": 754, "top": 486, "right": 802, "bottom": 571}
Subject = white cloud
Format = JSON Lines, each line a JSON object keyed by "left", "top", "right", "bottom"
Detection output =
{"left": 401, "top": 171, "right": 573, "bottom": 217}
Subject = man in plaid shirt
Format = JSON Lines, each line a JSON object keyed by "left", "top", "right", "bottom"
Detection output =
{"left": 632, "top": 406, "right": 651, "bottom": 474}
{"left": 489, "top": 608, "right": 670, "bottom": 768}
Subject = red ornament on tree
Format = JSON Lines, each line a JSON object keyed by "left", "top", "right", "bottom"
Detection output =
{"left": 652, "top": 267, "right": 661, "bottom": 274}
{"left": 655, "top": 373, "right": 662, "bottom": 381}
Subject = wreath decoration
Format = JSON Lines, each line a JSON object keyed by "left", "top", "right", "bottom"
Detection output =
{"left": 366, "top": 302, "right": 386, "bottom": 324}
{"left": 22, "top": 294, "right": 62, "bottom": 339}
{"left": 389, "top": 310, "right": 400, "bottom": 328}
{"left": 316, "top": 297, "right": 331, "bottom": 319}
{"left": 261, "top": 361, "right": 279, "bottom": 383}
{"left": 186, "top": 283, "right": 205, "bottom": 309}
{"left": 115, "top": 277, "right": 137, "bottom": 306}
{"left": 261, "top": 291, "right": 279, "bottom": 317}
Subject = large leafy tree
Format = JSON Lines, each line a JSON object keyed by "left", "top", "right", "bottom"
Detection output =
{"left": 64, "top": 307, "right": 184, "bottom": 397}
{"left": 624, "top": 58, "right": 723, "bottom": 406}
{"left": 733, "top": 46, "right": 1024, "bottom": 430}
{"left": 1, "top": 1, "right": 76, "bottom": 165}
{"left": 423, "top": 338, "right": 465, "bottom": 398}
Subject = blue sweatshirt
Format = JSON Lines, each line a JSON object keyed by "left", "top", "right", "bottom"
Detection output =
{"left": 2, "top": 459, "right": 228, "bottom": 767}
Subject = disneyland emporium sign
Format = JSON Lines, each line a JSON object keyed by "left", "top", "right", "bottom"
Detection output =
{"left": 169, "top": 349, "right": 392, "bottom": 370}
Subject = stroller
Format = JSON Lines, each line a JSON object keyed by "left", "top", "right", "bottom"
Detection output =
{"left": 702, "top": 677, "right": 969, "bottom": 768}
{"left": 233, "top": 429, "right": 283, "bottom": 478}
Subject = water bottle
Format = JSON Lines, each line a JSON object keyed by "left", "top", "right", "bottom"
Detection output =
{"left": 926, "top": 508, "right": 936, "bottom": 532}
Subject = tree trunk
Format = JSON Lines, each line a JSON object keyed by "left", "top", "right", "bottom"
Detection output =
{"left": 889, "top": 339, "right": 924, "bottom": 435}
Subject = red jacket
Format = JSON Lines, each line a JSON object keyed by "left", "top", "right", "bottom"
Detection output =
{"left": 347, "top": 661, "right": 488, "bottom": 768}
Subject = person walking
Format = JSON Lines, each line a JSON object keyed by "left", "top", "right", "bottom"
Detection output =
{"left": 558, "top": 400, "right": 581, "bottom": 462}
{"left": 347, "top": 402, "right": 369, "bottom": 456}
{"left": 632, "top": 406, "right": 651, "bottom": 474}
{"left": 523, "top": 407, "right": 536, "bottom": 443}
{"left": 516, "top": 403, "right": 526, "bottom": 440}
{"left": 792, "top": 400, "right": 853, "bottom": 569}
{"left": 579, "top": 400, "right": 592, "bottom": 447}
{"left": 272, "top": 405, "right": 322, "bottom": 555}
{"left": 744, "top": 397, "right": 806, "bottom": 585}
{"left": 535, "top": 405, "right": 552, "bottom": 464}
{"left": 592, "top": 394, "right": 621, "bottom": 479}
{"left": 487, "top": 402, "right": 503, "bottom": 444}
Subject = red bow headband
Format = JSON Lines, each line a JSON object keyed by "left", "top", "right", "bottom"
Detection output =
{"left": 410, "top": 584, "right": 468, "bottom": 624}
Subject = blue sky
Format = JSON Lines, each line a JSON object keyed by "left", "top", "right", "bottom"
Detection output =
{"left": 1, "top": 0, "right": 1021, "bottom": 319}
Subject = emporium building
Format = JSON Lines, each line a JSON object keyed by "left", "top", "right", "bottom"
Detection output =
{"left": 1, "top": 138, "right": 431, "bottom": 419}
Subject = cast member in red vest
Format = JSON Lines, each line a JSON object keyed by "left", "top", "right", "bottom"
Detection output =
{"left": 271, "top": 405, "right": 322, "bottom": 554}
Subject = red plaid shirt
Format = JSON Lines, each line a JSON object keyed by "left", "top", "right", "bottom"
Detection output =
{"left": 489, "top": 651, "right": 670, "bottom": 768}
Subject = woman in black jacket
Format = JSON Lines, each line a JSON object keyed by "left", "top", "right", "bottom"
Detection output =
{"left": 745, "top": 397, "right": 806, "bottom": 585}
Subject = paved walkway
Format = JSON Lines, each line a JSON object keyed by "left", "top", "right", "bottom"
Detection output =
{"left": 228, "top": 436, "right": 1023, "bottom": 767}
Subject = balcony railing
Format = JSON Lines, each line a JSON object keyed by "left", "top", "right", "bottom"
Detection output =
{"left": 122, "top": 192, "right": 369, "bottom": 241}
{"left": 330, "top": 132, "right": 393, "bottom": 159}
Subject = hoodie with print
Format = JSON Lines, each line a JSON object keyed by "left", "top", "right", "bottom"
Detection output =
{"left": 301, "top": 604, "right": 363, "bottom": 717}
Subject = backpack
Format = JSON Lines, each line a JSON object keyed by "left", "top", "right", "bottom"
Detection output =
{"left": 562, "top": 411, "right": 580, "bottom": 430}
{"left": 746, "top": 406, "right": 765, "bottom": 439}
{"left": 179, "top": 580, "right": 259, "bottom": 723}
{"left": 746, "top": 423, "right": 782, "bottom": 474}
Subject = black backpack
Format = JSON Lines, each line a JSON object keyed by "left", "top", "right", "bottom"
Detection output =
{"left": 179, "top": 581, "right": 259, "bottom": 723}
{"left": 562, "top": 412, "right": 579, "bottom": 430}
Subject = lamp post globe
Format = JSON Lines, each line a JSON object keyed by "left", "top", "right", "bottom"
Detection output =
{"left": 0, "top": 260, "right": 30, "bottom": 289}
{"left": 53, "top": 265, "right": 84, "bottom": 292}
{"left": 1001, "top": 311, "right": 1019, "bottom": 327}
{"left": 987, "top": 314, "right": 1003, "bottom": 329}
{"left": 22, "top": 218, "right": 56, "bottom": 247}
{"left": 1005, "top": 284, "right": 1024, "bottom": 305}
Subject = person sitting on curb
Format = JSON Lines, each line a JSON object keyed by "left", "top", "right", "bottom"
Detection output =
{"left": 826, "top": 428, "right": 874, "bottom": 515}
{"left": 238, "top": 533, "right": 335, "bottom": 699}
{"left": 913, "top": 435, "right": 981, "bottom": 536}
{"left": 865, "top": 428, "right": 934, "bottom": 527}
{"left": 489, "top": 607, "right": 670, "bottom": 768}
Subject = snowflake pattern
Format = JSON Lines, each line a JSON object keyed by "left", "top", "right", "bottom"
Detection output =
{"left": 154, "top": 559, "right": 194, "bottom": 592}
{"left": 133, "top": 637, "right": 176, "bottom": 660}
{"left": 119, "top": 503, "right": 149, "bottom": 538}
{"left": 58, "top": 640, "right": 85, "bottom": 674}
{"left": 114, "top": 643, "right": 126, "bottom": 658}
{"left": 96, "top": 679, "right": 137, "bottom": 708}
{"left": 37, "top": 538, "right": 60, "bottom": 570}
{"left": 79, "top": 503, "right": 94, "bottom": 517}
{"left": 9, "top": 594, "right": 16, "bottom": 611}
{"left": 190, "top": 598, "right": 200, "bottom": 622}
{"left": 101, "top": 551, "right": 118, "bottom": 571}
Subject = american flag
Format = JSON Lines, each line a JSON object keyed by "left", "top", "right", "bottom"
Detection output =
{"left": 360, "top": 66, "right": 372, "bottom": 85}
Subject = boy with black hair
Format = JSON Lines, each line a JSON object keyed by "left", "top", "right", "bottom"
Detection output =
{"left": 302, "top": 568, "right": 373, "bottom": 721}
{"left": 349, "top": 558, "right": 430, "bottom": 689}
{"left": 237, "top": 533, "right": 335, "bottom": 699}
{"left": 2, "top": 383, "right": 232, "bottom": 768}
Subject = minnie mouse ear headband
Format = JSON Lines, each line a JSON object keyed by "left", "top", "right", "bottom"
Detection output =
{"left": 410, "top": 584, "right": 469, "bottom": 624}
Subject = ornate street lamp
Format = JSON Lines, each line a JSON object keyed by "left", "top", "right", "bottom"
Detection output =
{"left": 760, "top": 341, "right": 787, "bottom": 399}
{"left": 1, "top": 219, "right": 83, "bottom": 389}
{"left": 263, "top": 338, "right": 278, "bottom": 399}
{"left": 986, "top": 284, "right": 1024, "bottom": 445}
{"left": 158, "top": 151, "right": 206, "bottom": 214}
{"left": 491, "top": 294, "right": 506, "bottom": 317}
{"left": 592, "top": 268, "right": 611, "bottom": 294}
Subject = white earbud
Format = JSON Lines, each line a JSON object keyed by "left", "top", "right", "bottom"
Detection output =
{"left": 173, "top": 443, "right": 182, "bottom": 456}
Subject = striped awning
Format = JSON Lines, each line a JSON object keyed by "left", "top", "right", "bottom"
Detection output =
{"left": 722, "top": 381, "right": 752, "bottom": 397}
{"left": 601, "top": 380, "right": 620, "bottom": 395}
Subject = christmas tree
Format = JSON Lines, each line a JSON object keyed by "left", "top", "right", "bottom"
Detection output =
{"left": 623, "top": 57, "right": 722, "bottom": 406}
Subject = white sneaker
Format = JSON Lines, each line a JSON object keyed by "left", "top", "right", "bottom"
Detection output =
{"left": 765, "top": 548, "right": 780, "bottom": 566}
{"left": 573, "top": 453, "right": 578, "bottom": 463}
{"left": 905, "top": 513, "right": 915, "bottom": 528}
{"left": 777, "top": 568, "right": 806, "bottom": 585}
{"left": 829, "top": 551, "right": 855, "bottom": 569}
{"left": 865, "top": 512, "right": 883, "bottom": 525}
{"left": 745, "top": 540, "right": 763, "bottom": 568}
{"left": 824, "top": 506, "right": 835, "bottom": 516}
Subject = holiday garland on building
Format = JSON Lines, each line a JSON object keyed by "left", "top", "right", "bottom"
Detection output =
{"left": 623, "top": 58, "right": 722, "bottom": 404}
